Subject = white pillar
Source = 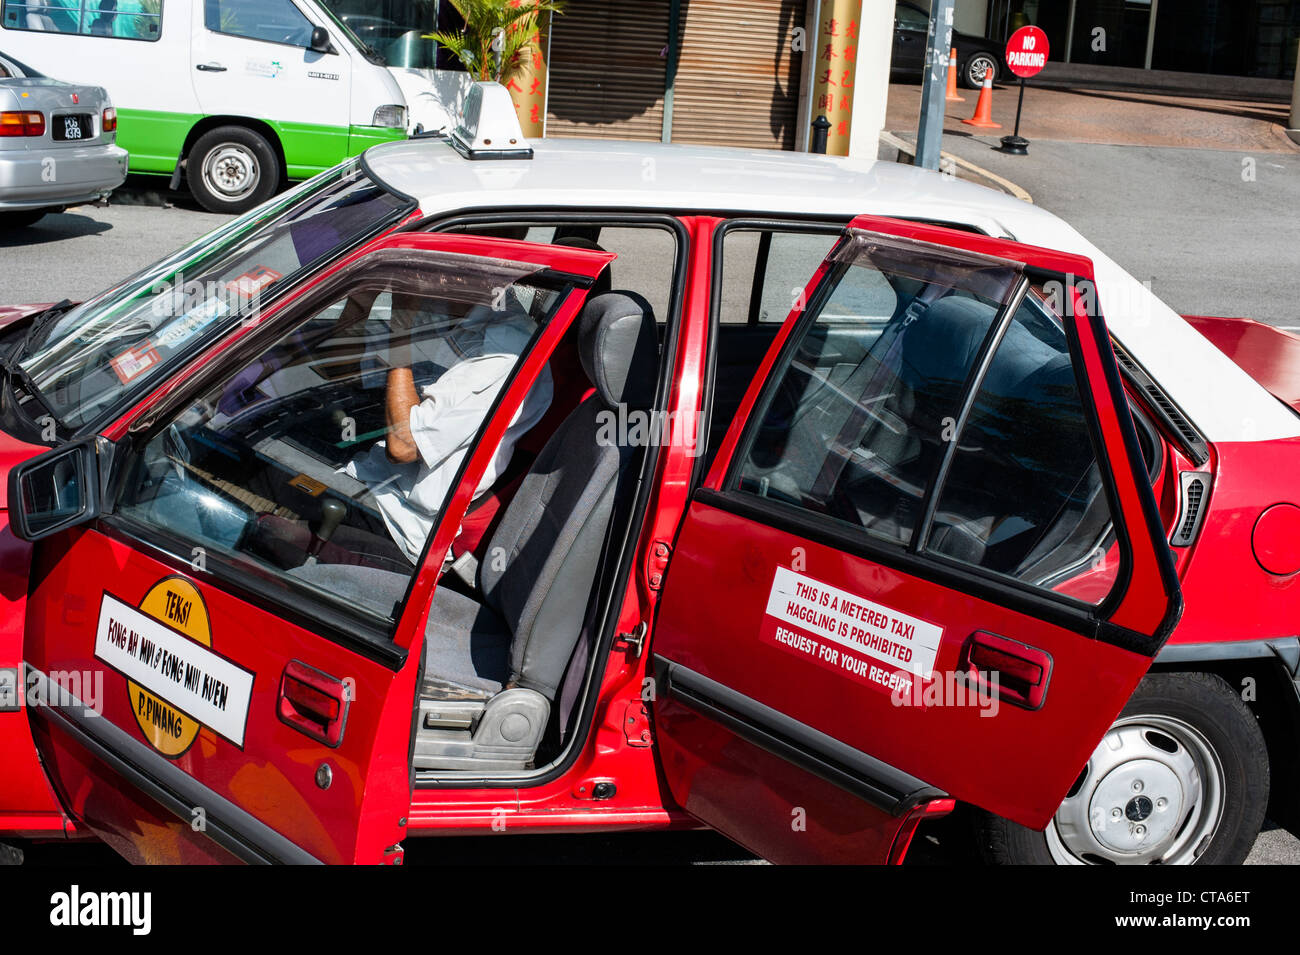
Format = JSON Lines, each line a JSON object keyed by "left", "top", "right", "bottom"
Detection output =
{"left": 848, "top": 0, "right": 896, "bottom": 158}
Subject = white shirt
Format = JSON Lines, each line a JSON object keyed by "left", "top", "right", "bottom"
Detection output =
{"left": 346, "top": 321, "right": 552, "bottom": 564}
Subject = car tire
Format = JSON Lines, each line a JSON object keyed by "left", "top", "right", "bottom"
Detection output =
{"left": 974, "top": 671, "right": 1269, "bottom": 865}
{"left": 187, "top": 126, "right": 279, "bottom": 215}
{"left": 0, "top": 209, "right": 49, "bottom": 229}
{"left": 963, "top": 52, "right": 1000, "bottom": 88}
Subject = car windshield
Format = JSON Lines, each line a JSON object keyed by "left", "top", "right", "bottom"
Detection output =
{"left": 12, "top": 162, "right": 413, "bottom": 431}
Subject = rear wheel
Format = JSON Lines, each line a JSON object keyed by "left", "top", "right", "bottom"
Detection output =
{"left": 187, "top": 125, "right": 279, "bottom": 214}
{"left": 963, "top": 52, "right": 1000, "bottom": 88}
{"left": 976, "top": 671, "right": 1268, "bottom": 864}
{"left": 0, "top": 209, "right": 48, "bottom": 229}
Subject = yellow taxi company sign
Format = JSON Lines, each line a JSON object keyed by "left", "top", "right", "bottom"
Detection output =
{"left": 93, "top": 577, "right": 255, "bottom": 757}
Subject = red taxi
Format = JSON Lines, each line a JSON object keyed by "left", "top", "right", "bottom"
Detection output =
{"left": 1, "top": 85, "right": 1297, "bottom": 865}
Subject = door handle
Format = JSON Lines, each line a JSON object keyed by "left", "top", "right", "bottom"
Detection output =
{"left": 961, "top": 631, "right": 1053, "bottom": 710}
{"left": 196, "top": 62, "right": 227, "bottom": 72}
{"left": 277, "top": 660, "right": 350, "bottom": 747}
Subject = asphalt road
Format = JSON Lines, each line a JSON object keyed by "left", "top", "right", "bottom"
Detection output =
{"left": 938, "top": 137, "right": 1300, "bottom": 328}
{"left": 1, "top": 154, "right": 1296, "bottom": 865}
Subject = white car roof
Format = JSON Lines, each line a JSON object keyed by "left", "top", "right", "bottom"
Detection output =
{"left": 367, "top": 137, "right": 1299, "bottom": 443}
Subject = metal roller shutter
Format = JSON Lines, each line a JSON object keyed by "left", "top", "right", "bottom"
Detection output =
{"left": 670, "top": 0, "right": 807, "bottom": 149}
{"left": 545, "top": 1, "right": 673, "bottom": 141}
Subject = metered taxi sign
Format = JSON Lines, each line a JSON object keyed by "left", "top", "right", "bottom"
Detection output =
{"left": 94, "top": 578, "right": 253, "bottom": 754}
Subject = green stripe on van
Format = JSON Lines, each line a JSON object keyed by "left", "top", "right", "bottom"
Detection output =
{"left": 115, "top": 108, "right": 201, "bottom": 174}
{"left": 113, "top": 110, "right": 406, "bottom": 181}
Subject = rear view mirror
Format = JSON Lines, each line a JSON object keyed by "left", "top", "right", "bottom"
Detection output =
{"left": 309, "top": 26, "right": 334, "bottom": 54}
{"left": 8, "top": 439, "right": 100, "bottom": 541}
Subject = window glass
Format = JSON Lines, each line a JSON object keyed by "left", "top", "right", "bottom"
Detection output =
{"left": 895, "top": 2, "right": 929, "bottom": 30}
{"left": 443, "top": 221, "right": 677, "bottom": 324}
{"left": 17, "top": 165, "right": 409, "bottom": 431}
{"left": 3, "top": 0, "right": 161, "bottom": 40}
{"left": 113, "top": 249, "right": 564, "bottom": 626}
{"left": 734, "top": 232, "right": 1020, "bottom": 549}
{"left": 704, "top": 226, "right": 839, "bottom": 469}
{"left": 204, "top": 0, "right": 313, "bottom": 47}
{"left": 926, "top": 292, "right": 1119, "bottom": 603}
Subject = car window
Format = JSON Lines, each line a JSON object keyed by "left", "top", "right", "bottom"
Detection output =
{"left": 3, "top": 0, "right": 162, "bottom": 41}
{"left": 717, "top": 227, "right": 840, "bottom": 326}
{"left": 112, "top": 248, "right": 565, "bottom": 629}
{"left": 895, "top": 2, "right": 929, "bottom": 30}
{"left": 204, "top": 0, "right": 314, "bottom": 47}
{"left": 925, "top": 292, "right": 1120, "bottom": 603}
{"left": 733, "top": 231, "right": 1020, "bottom": 551}
{"left": 16, "top": 163, "right": 411, "bottom": 432}
{"left": 441, "top": 221, "right": 678, "bottom": 325}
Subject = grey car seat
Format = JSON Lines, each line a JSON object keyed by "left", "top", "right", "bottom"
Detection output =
{"left": 414, "top": 291, "right": 659, "bottom": 770}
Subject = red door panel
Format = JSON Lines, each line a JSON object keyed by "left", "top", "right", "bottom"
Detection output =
{"left": 650, "top": 215, "right": 1181, "bottom": 863}
{"left": 17, "top": 234, "right": 616, "bottom": 863}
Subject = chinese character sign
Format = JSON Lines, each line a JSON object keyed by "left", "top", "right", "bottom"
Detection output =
{"left": 508, "top": 0, "right": 550, "bottom": 138}
{"left": 810, "top": 0, "right": 862, "bottom": 155}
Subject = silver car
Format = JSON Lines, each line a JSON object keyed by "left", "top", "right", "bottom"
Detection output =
{"left": 0, "top": 50, "right": 127, "bottom": 229}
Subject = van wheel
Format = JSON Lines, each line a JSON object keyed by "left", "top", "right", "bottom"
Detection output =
{"left": 975, "top": 672, "right": 1268, "bottom": 865}
{"left": 0, "top": 209, "right": 48, "bottom": 229}
{"left": 188, "top": 126, "right": 279, "bottom": 214}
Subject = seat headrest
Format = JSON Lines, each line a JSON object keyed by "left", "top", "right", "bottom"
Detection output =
{"left": 578, "top": 291, "right": 658, "bottom": 410}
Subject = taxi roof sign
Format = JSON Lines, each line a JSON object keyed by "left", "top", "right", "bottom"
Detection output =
{"left": 450, "top": 82, "right": 534, "bottom": 161}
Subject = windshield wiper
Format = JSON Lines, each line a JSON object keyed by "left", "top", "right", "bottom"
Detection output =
{"left": 7, "top": 298, "right": 75, "bottom": 365}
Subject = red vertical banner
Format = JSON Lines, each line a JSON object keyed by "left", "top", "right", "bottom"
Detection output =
{"left": 809, "top": 0, "right": 862, "bottom": 156}
{"left": 506, "top": 0, "right": 550, "bottom": 138}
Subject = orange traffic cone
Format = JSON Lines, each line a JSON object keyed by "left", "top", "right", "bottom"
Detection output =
{"left": 961, "top": 68, "right": 1001, "bottom": 128}
{"left": 945, "top": 48, "right": 964, "bottom": 102}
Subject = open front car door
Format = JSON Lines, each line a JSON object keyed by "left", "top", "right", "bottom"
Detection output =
{"left": 650, "top": 215, "right": 1182, "bottom": 863}
{"left": 14, "top": 233, "right": 615, "bottom": 864}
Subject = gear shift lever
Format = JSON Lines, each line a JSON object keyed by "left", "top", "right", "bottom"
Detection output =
{"left": 306, "top": 498, "right": 347, "bottom": 566}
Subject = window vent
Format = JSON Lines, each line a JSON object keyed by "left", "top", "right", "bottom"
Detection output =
{"left": 1171, "top": 471, "right": 1211, "bottom": 547}
{"left": 1110, "top": 339, "right": 1209, "bottom": 466}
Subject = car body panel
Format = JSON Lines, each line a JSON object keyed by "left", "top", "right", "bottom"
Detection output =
{"left": 0, "top": 130, "right": 1292, "bottom": 862}
{"left": 19, "top": 233, "right": 621, "bottom": 864}
{"left": 1183, "top": 315, "right": 1300, "bottom": 416}
{"left": 647, "top": 215, "right": 1182, "bottom": 861}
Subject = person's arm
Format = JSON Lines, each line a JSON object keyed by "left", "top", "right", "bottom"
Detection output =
{"left": 385, "top": 368, "right": 422, "bottom": 464}
{"left": 384, "top": 295, "right": 422, "bottom": 464}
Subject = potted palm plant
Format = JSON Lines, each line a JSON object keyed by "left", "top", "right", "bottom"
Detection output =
{"left": 427, "top": 0, "right": 564, "bottom": 84}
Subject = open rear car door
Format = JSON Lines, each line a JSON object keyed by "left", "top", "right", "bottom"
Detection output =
{"left": 650, "top": 215, "right": 1182, "bottom": 863}
{"left": 12, "top": 233, "right": 615, "bottom": 864}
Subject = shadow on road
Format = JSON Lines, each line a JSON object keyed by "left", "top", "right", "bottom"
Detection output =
{"left": 0, "top": 211, "right": 112, "bottom": 248}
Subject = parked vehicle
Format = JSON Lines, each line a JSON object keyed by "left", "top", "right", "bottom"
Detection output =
{"left": 0, "top": 48, "right": 125, "bottom": 228}
{"left": 0, "top": 0, "right": 408, "bottom": 213}
{"left": 1, "top": 84, "right": 1296, "bottom": 865}
{"left": 893, "top": 0, "right": 1004, "bottom": 87}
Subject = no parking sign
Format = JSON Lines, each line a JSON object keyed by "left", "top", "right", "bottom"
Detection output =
{"left": 1000, "top": 25, "right": 1050, "bottom": 154}
{"left": 1006, "top": 25, "right": 1050, "bottom": 79}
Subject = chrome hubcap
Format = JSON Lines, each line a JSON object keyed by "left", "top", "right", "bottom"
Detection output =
{"left": 203, "top": 144, "right": 259, "bottom": 200}
{"left": 1047, "top": 715, "right": 1224, "bottom": 864}
{"left": 968, "top": 55, "right": 995, "bottom": 85}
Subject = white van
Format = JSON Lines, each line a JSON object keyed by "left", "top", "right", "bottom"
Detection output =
{"left": 0, "top": 0, "right": 409, "bottom": 212}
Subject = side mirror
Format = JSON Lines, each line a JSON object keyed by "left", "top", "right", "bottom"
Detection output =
{"left": 7, "top": 438, "right": 100, "bottom": 542}
{"left": 309, "top": 26, "right": 334, "bottom": 54}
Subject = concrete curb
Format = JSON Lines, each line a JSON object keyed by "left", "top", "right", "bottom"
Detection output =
{"left": 880, "top": 131, "right": 1034, "bottom": 204}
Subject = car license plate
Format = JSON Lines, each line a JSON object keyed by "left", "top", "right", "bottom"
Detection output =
{"left": 52, "top": 114, "right": 91, "bottom": 141}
